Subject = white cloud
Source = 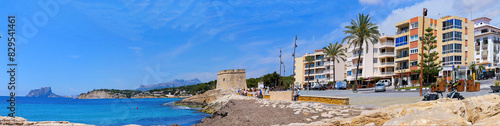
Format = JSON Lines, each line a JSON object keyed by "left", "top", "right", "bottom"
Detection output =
{"left": 129, "top": 46, "right": 143, "bottom": 56}
{"left": 359, "top": 0, "right": 382, "bottom": 5}
{"left": 378, "top": 0, "right": 500, "bottom": 36}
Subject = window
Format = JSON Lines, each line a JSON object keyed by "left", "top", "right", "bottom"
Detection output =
{"left": 373, "top": 48, "right": 378, "bottom": 53}
{"left": 347, "top": 71, "right": 351, "bottom": 75}
{"left": 396, "top": 36, "right": 408, "bottom": 47}
{"left": 430, "top": 24, "right": 433, "bottom": 29}
{"left": 442, "top": 56, "right": 462, "bottom": 65}
{"left": 410, "top": 60, "right": 418, "bottom": 66}
{"left": 410, "top": 35, "right": 419, "bottom": 42}
{"left": 410, "top": 48, "right": 418, "bottom": 54}
{"left": 398, "top": 50, "right": 409, "bottom": 58}
{"left": 443, "top": 19, "right": 462, "bottom": 30}
{"left": 443, "top": 31, "right": 462, "bottom": 42}
{"left": 373, "top": 58, "right": 378, "bottom": 63}
{"left": 442, "top": 44, "right": 462, "bottom": 54}
{"left": 401, "top": 62, "right": 409, "bottom": 69}
{"left": 410, "top": 22, "right": 418, "bottom": 29}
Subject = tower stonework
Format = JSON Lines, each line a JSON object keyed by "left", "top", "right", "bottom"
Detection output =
{"left": 216, "top": 69, "right": 247, "bottom": 89}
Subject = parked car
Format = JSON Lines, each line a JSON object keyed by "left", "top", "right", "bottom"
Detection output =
{"left": 335, "top": 81, "right": 347, "bottom": 89}
{"left": 310, "top": 82, "right": 327, "bottom": 90}
{"left": 375, "top": 83, "right": 386, "bottom": 92}
{"left": 377, "top": 79, "right": 391, "bottom": 87}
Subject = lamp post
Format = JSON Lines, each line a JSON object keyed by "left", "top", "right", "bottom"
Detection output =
{"left": 279, "top": 49, "right": 282, "bottom": 90}
{"left": 419, "top": 8, "right": 427, "bottom": 96}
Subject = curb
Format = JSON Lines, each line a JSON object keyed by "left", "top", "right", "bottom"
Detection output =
{"left": 395, "top": 88, "right": 430, "bottom": 91}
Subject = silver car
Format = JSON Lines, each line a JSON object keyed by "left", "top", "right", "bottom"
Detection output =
{"left": 375, "top": 83, "right": 386, "bottom": 92}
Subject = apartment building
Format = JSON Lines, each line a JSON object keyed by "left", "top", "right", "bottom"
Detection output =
{"left": 294, "top": 47, "right": 346, "bottom": 88}
{"left": 345, "top": 36, "right": 396, "bottom": 86}
{"left": 472, "top": 17, "right": 500, "bottom": 72}
{"left": 394, "top": 16, "right": 474, "bottom": 85}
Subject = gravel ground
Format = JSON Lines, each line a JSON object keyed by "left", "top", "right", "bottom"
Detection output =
{"left": 195, "top": 99, "right": 310, "bottom": 126}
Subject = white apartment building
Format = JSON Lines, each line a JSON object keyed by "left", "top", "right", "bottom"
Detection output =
{"left": 473, "top": 17, "right": 500, "bottom": 72}
{"left": 294, "top": 47, "right": 346, "bottom": 88}
{"left": 345, "top": 36, "right": 396, "bottom": 86}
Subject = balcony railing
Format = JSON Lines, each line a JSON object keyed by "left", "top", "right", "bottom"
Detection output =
{"left": 396, "top": 54, "right": 409, "bottom": 58}
{"left": 380, "top": 42, "right": 394, "bottom": 46}
{"left": 380, "top": 52, "right": 395, "bottom": 56}
{"left": 396, "top": 30, "right": 409, "bottom": 35}
{"left": 382, "top": 72, "right": 395, "bottom": 75}
{"left": 352, "top": 53, "right": 363, "bottom": 57}
{"left": 353, "top": 64, "right": 363, "bottom": 67}
{"left": 381, "top": 62, "right": 395, "bottom": 65}
{"left": 482, "top": 50, "right": 488, "bottom": 56}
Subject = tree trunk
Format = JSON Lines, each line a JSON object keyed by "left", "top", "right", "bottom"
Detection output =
{"left": 354, "top": 39, "right": 363, "bottom": 93}
{"left": 333, "top": 64, "right": 336, "bottom": 89}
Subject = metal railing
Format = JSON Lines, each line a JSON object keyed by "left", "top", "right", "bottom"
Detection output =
{"left": 382, "top": 72, "right": 395, "bottom": 75}
{"left": 396, "top": 54, "right": 409, "bottom": 58}
{"left": 396, "top": 30, "right": 408, "bottom": 34}
{"left": 380, "top": 42, "right": 394, "bottom": 46}
{"left": 381, "top": 62, "right": 395, "bottom": 65}
{"left": 380, "top": 52, "right": 395, "bottom": 56}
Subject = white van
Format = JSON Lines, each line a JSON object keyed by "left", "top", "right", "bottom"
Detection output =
{"left": 377, "top": 79, "right": 391, "bottom": 87}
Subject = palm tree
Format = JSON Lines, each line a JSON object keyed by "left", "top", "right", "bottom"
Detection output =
{"left": 342, "top": 13, "right": 380, "bottom": 93}
{"left": 323, "top": 42, "right": 346, "bottom": 89}
{"left": 305, "top": 56, "right": 315, "bottom": 89}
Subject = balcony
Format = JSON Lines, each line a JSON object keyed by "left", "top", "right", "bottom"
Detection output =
{"left": 381, "top": 71, "right": 395, "bottom": 75}
{"left": 380, "top": 42, "right": 394, "bottom": 47}
{"left": 352, "top": 64, "right": 363, "bottom": 67}
{"left": 482, "top": 50, "right": 488, "bottom": 56}
{"left": 396, "top": 30, "right": 409, "bottom": 35}
{"left": 381, "top": 62, "right": 395, "bottom": 65}
{"left": 352, "top": 53, "right": 363, "bottom": 58}
{"left": 380, "top": 52, "right": 395, "bottom": 56}
{"left": 396, "top": 54, "right": 409, "bottom": 58}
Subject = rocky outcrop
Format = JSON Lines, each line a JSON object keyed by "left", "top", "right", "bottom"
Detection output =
{"left": 26, "top": 87, "right": 62, "bottom": 97}
{"left": 173, "top": 89, "right": 232, "bottom": 110}
{"left": 0, "top": 116, "right": 90, "bottom": 126}
{"left": 334, "top": 94, "right": 500, "bottom": 125}
{"left": 76, "top": 90, "right": 126, "bottom": 99}
{"left": 136, "top": 78, "right": 201, "bottom": 91}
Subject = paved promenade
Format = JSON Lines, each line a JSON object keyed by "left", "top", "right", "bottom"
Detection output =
{"left": 300, "top": 79, "right": 500, "bottom": 106}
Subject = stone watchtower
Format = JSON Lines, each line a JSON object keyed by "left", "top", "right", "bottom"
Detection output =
{"left": 216, "top": 69, "right": 247, "bottom": 89}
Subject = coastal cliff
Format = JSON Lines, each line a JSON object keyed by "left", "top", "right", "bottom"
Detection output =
{"left": 26, "top": 87, "right": 62, "bottom": 97}
{"left": 77, "top": 90, "right": 127, "bottom": 99}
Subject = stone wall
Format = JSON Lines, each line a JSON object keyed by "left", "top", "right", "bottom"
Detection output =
{"left": 270, "top": 91, "right": 293, "bottom": 101}
{"left": 216, "top": 69, "right": 247, "bottom": 89}
{"left": 297, "top": 95, "right": 349, "bottom": 105}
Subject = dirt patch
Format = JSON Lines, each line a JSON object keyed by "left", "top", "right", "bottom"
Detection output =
{"left": 196, "top": 99, "right": 310, "bottom": 126}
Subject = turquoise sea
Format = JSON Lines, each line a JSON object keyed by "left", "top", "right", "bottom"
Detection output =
{"left": 0, "top": 96, "right": 209, "bottom": 125}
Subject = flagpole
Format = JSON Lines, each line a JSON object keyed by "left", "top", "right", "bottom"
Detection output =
{"left": 280, "top": 49, "right": 282, "bottom": 90}
{"left": 293, "top": 35, "right": 297, "bottom": 91}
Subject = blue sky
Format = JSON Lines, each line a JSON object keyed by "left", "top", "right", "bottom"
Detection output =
{"left": 1, "top": 0, "right": 499, "bottom": 96}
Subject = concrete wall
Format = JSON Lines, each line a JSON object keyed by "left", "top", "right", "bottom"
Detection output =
{"left": 216, "top": 69, "right": 247, "bottom": 89}
{"left": 270, "top": 91, "right": 293, "bottom": 101}
{"left": 298, "top": 95, "right": 349, "bottom": 105}
{"left": 294, "top": 57, "right": 304, "bottom": 88}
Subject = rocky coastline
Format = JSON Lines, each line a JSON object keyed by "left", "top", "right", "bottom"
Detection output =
{"left": 0, "top": 116, "right": 90, "bottom": 126}
{"left": 174, "top": 89, "right": 500, "bottom": 126}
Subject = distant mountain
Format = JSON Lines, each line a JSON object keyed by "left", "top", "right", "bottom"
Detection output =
{"left": 136, "top": 78, "right": 201, "bottom": 91}
{"left": 26, "top": 87, "right": 62, "bottom": 97}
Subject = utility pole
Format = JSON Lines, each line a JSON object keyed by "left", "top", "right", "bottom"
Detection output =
{"left": 279, "top": 49, "right": 282, "bottom": 90}
{"left": 293, "top": 35, "right": 298, "bottom": 91}
{"left": 420, "top": 8, "right": 427, "bottom": 96}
